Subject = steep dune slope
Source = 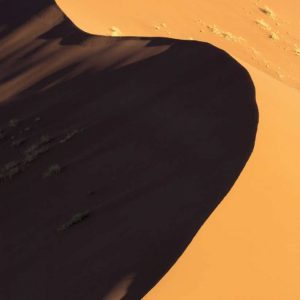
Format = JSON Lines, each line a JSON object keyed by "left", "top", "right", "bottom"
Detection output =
{"left": 145, "top": 63, "right": 300, "bottom": 299}
{"left": 54, "top": 0, "right": 300, "bottom": 299}
{"left": 0, "top": 1, "right": 258, "bottom": 299}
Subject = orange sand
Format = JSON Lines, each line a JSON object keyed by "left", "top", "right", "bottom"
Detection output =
{"left": 56, "top": 1, "right": 300, "bottom": 298}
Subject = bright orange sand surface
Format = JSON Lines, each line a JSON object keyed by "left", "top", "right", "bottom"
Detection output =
{"left": 57, "top": 1, "right": 300, "bottom": 298}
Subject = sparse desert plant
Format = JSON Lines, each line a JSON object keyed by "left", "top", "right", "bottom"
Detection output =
{"left": 207, "top": 25, "right": 243, "bottom": 42}
{"left": 60, "top": 129, "right": 79, "bottom": 143}
{"left": 256, "top": 19, "right": 271, "bottom": 30}
{"left": 8, "top": 118, "right": 20, "bottom": 128}
{"left": 57, "top": 210, "right": 90, "bottom": 232}
{"left": 0, "top": 161, "right": 23, "bottom": 182}
{"left": 26, "top": 144, "right": 51, "bottom": 162}
{"left": 207, "top": 24, "right": 221, "bottom": 35}
{"left": 39, "top": 134, "right": 52, "bottom": 144}
{"left": 269, "top": 32, "right": 279, "bottom": 40}
{"left": 259, "top": 6, "right": 276, "bottom": 19}
{"left": 43, "top": 164, "right": 62, "bottom": 178}
{"left": 1, "top": 132, "right": 59, "bottom": 183}
{"left": 11, "top": 137, "right": 27, "bottom": 148}
{"left": 24, "top": 134, "right": 53, "bottom": 162}
{"left": 110, "top": 26, "right": 122, "bottom": 37}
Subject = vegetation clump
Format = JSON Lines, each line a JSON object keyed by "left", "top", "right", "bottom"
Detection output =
{"left": 24, "top": 135, "right": 53, "bottom": 162}
{"left": 110, "top": 26, "right": 122, "bottom": 37}
{"left": 207, "top": 25, "right": 244, "bottom": 42}
{"left": 259, "top": 6, "right": 276, "bottom": 19}
{"left": 60, "top": 129, "right": 79, "bottom": 143}
{"left": 43, "top": 164, "right": 62, "bottom": 178}
{"left": 269, "top": 32, "right": 279, "bottom": 40}
{"left": 256, "top": 19, "right": 271, "bottom": 30}
{"left": 11, "top": 137, "right": 27, "bottom": 148}
{"left": 0, "top": 161, "right": 23, "bottom": 182}
{"left": 57, "top": 210, "right": 91, "bottom": 232}
{"left": 1, "top": 133, "right": 57, "bottom": 183}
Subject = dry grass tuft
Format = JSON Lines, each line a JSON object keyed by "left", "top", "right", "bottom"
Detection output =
{"left": 11, "top": 137, "right": 27, "bottom": 148}
{"left": 43, "top": 164, "right": 62, "bottom": 178}
{"left": 0, "top": 161, "right": 23, "bottom": 182}
{"left": 60, "top": 129, "right": 79, "bottom": 144}
{"left": 57, "top": 210, "right": 90, "bottom": 232}
{"left": 1, "top": 133, "right": 57, "bottom": 183}
{"left": 259, "top": 6, "right": 276, "bottom": 19}
{"left": 269, "top": 32, "right": 279, "bottom": 40}
{"left": 110, "top": 26, "right": 122, "bottom": 37}
{"left": 207, "top": 25, "right": 244, "bottom": 42}
{"left": 256, "top": 19, "right": 271, "bottom": 30}
{"left": 24, "top": 135, "right": 53, "bottom": 162}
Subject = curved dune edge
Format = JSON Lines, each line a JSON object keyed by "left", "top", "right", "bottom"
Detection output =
{"left": 144, "top": 62, "right": 300, "bottom": 299}
{"left": 53, "top": 1, "right": 300, "bottom": 299}
{"left": 0, "top": 1, "right": 258, "bottom": 300}
{"left": 56, "top": 0, "right": 300, "bottom": 90}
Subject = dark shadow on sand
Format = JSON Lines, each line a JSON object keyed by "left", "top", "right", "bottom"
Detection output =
{"left": 0, "top": 1, "right": 258, "bottom": 299}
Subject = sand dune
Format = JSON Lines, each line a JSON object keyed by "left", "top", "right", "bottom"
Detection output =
{"left": 0, "top": 1, "right": 258, "bottom": 299}
{"left": 56, "top": 0, "right": 300, "bottom": 299}
{"left": 2, "top": 0, "right": 299, "bottom": 299}
{"left": 145, "top": 62, "right": 300, "bottom": 300}
{"left": 57, "top": 0, "right": 300, "bottom": 90}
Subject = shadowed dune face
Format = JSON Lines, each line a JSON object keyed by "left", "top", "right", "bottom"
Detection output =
{"left": 0, "top": 1, "right": 258, "bottom": 299}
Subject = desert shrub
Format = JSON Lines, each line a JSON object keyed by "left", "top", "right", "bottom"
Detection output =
{"left": 24, "top": 134, "right": 53, "bottom": 162}
{"left": 60, "top": 129, "right": 79, "bottom": 143}
{"left": 259, "top": 6, "right": 276, "bottom": 19}
{"left": 256, "top": 19, "right": 271, "bottom": 30}
{"left": 0, "top": 161, "right": 23, "bottom": 182}
{"left": 57, "top": 210, "right": 90, "bottom": 231}
{"left": 43, "top": 164, "right": 62, "bottom": 178}
{"left": 269, "top": 32, "right": 279, "bottom": 40}
{"left": 11, "top": 137, "right": 27, "bottom": 148}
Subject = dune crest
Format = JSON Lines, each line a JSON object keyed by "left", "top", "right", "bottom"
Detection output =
{"left": 0, "top": 0, "right": 258, "bottom": 299}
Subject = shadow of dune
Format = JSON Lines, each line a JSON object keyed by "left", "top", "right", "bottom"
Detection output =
{"left": 0, "top": 1, "right": 258, "bottom": 299}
